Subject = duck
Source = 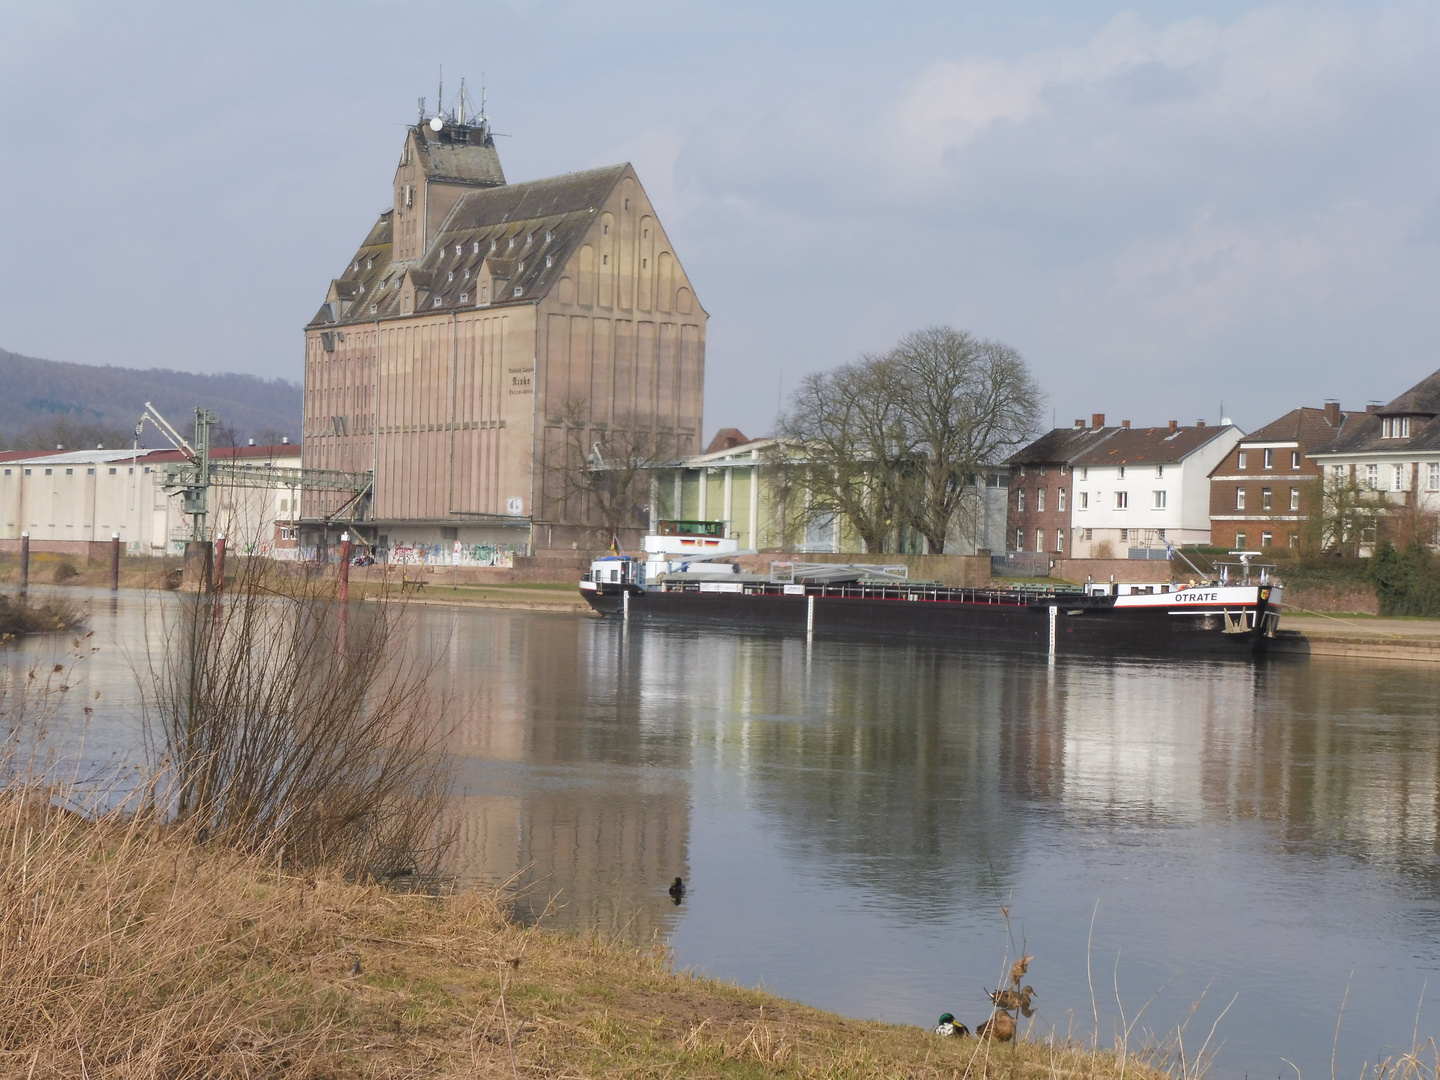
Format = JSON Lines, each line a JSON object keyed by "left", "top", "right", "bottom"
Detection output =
{"left": 933, "top": 1013, "right": 970, "bottom": 1037}
{"left": 987, "top": 985, "right": 1036, "bottom": 1014}
{"left": 668, "top": 877, "right": 686, "bottom": 903}
{"left": 976, "top": 1011, "right": 1016, "bottom": 1042}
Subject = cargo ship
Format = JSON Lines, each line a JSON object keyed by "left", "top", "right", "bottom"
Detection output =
{"left": 578, "top": 521, "right": 1283, "bottom": 657}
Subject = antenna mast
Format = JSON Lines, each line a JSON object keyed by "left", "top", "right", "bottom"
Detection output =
{"left": 437, "top": 66, "right": 444, "bottom": 119}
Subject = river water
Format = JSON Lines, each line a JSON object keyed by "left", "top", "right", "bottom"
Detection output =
{"left": 23, "top": 588, "right": 1440, "bottom": 1079}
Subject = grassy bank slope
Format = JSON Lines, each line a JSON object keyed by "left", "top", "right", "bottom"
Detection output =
{"left": 7, "top": 804, "right": 1163, "bottom": 1079}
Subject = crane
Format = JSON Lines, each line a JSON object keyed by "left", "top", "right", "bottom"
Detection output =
{"left": 136, "top": 403, "right": 373, "bottom": 544}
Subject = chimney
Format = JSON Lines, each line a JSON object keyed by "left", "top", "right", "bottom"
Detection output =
{"left": 1366, "top": 403, "right": 1382, "bottom": 414}
{"left": 1197, "top": 420, "right": 1206, "bottom": 428}
{"left": 1324, "top": 400, "right": 1341, "bottom": 426}
{"left": 1092, "top": 413, "right": 1105, "bottom": 429}
{"left": 1121, "top": 420, "right": 1131, "bottom": 429}
{"left": 1168, "top": 420, "right": 1178, "bottom": 433}
{"left": 247, "top": 438, "right": 255, "bottom": 446}
{"left": 1074, "top": 419, "right": 1086, "bottom": 428}
{"left": 281, "top": 436, "right": 290, "bottom": 444}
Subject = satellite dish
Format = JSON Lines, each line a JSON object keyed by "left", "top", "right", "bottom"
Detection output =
{"left": 428, "top": 116, "right": 443, "bottom": 132}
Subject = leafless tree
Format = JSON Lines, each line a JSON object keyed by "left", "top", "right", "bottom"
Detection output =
{"left": 1313, "top": 469, "right": 1384, "bottom": 556}
{"left": 543, "top": 397, "right": 678, "bottom": 543}
{"left": 892, "top": 327, "right": 1042, "bottom": 553}
{"left": 774, "top": 327, "right": 1042, "bottom": 554}
{"left": 772, "top": 356, "right": 916, "bottom": 554}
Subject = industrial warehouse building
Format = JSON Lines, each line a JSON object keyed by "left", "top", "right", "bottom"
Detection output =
{"left": 0, "top": 445, "right": 301, "bottom": 557}
{"left": 303, "top": 103, "right": 706, "bottom": 564}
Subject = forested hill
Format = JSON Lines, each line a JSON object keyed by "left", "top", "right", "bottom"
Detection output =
{"left": 0, "top": 348, "right": 302, "bottom": 450}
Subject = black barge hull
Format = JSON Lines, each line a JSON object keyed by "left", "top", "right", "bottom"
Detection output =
{"left": 580, "top": 584, "right": 1278, "bottom": 657}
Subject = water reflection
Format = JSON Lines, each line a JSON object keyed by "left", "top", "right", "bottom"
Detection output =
{"left": 15, "top": 591, "right": 1440, "bottom": 1079}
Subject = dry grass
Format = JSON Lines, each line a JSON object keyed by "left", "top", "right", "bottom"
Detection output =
{"left": 0, "top": 784, "right": 1186, "bottom": 1080}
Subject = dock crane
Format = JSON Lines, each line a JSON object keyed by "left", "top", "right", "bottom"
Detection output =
{"left": 135, "top": 403, "right": 374, "bottom": 544}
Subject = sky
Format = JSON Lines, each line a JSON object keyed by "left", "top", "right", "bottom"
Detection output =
{"left": 2, "top": 1, "right": 1439, "bottom": 441}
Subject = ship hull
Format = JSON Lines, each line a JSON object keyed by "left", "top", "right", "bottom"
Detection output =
{"left": 578, "top": 582, "right": 1279, "bottom": 658}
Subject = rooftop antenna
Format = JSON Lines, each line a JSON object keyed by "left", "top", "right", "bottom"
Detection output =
{"left": 458, "top": 77, "right": 467, "bottom": 125}
{"left": 417, "top": 96, "right": 425, "bottom": 123}
{"left": 437, "top": 65, "right": 444, "bottom": 119}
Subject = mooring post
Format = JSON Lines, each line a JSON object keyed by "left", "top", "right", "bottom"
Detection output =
{"left": 1048, "top": 604, "right": 1058, "bottom": 656}
{"left": 622, "top": 586, "right": 630, "bottom": 622}
{"left": 19, "top": 532, "right": 29, "bottom": 596}
{"left": 806, "top": 594, "right": 815, "bottom": 639}
{"left": 212, "top": 533, "right": 226, "bottom": 595}
{"left": 110, "top": 532, "right": 121, "bottom": 592}
{"left": 337, "top": 532, "right": 352, "bottom": 654}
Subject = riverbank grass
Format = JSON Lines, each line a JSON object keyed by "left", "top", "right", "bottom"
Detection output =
{"left": 5, "top": 798, "right": 1169, "bottom": 1079}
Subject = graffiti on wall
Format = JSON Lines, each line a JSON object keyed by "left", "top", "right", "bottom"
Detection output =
{"left": 385, "top": 541, "right": 517, "bottom": 568}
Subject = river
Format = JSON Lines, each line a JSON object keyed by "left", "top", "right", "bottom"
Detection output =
{"left": 21, "top": 588, "right": 1440, "bottom": 1079}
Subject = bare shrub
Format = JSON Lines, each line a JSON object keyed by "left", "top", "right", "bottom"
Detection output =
{"left": 52, "top": 557, "right": 79, "bottom": 582}
{"left": 1093, "top": 540, "right": 1115, "bottom": 559}
{"left": 143, "top": 556, "right": 456, "bottom": 880}
{"left": 0, "top": 592, "right": 87, "bottom": 636}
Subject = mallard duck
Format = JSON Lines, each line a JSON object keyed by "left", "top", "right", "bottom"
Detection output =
{"left": 976, "top": 1011, "right": 1016, "bottom": 1042}
{"left": 668, "top": 877, "right": 686, "bottom": 902}
{"left": 987, "top": 985, "right": 1036, "bottom": 1013}
{"left": 933, "top": 1013, "right": 970, "bottom": 1037}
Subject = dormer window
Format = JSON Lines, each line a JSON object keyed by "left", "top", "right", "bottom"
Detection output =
{"left": 491, "top": 239, "right": 497, "bottom": 251}
{"left": 455, "top": 244, "right": 462, "bottom": 256}
{"left": 366, "top": 258, "right": 372, "bottom": 269}
{"left": 513, "top": 286, "right": 522, "bottom": 296}
{"left": 460, "top": 292, "right": 468, "bottom": 303}
{"left": 1382, "top": 417, "right": 1412, "bottom": 438}
{"left": 370, "top": 304, "right": 377, "bottom": 313}
{"left": 447, "top": 271, "right": 453, "bottom": 281}
{"left": 433, "top": 296, "right": 442, "bottom": 307}
{"left": 463, "top": 269, "right": 470, "bottom": 279}
{"left": 526, "top": 232, "right": 533, "bottom": 244}
{"left": 472, "top": 241, "right": 479, "bottom": 254}
{"left": 481, "top": 286, "right": 487, "bottom": 301}
{"left": 545, "top": 255, "right": 553, "bottom": 267}
{"left": 507, "top": 237, "right": 514, "bottom": 250}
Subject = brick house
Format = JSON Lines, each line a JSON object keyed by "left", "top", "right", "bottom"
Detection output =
{"left": 1208, "top": 402, "right": 1363, "bottom": 551}
{"left": 1006, "top": 414, "right": 1118, "bottom": 554}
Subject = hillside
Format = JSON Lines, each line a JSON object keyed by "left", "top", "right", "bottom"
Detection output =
{"left": 0, "top": 348, "right": 302, "bottom": 449}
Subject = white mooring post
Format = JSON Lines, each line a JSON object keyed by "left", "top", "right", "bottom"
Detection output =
{"left": 807, "top": 594, "right": 815, "bottom": 639}
{"left": 623, "top": 588, "right": 630, "bottom": 622}
{"left": 1048, "top": 604, "right": 1058, "bottom": 656}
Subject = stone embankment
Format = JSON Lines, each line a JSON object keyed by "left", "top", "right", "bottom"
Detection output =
{"left": 1272, "top": 615, "right": 1440, "bottom": 663}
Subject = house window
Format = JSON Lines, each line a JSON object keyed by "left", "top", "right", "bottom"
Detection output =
{"left": 1394, "top": 464, "right": 1405, "bottom": 491}
{"left": 1035, "top": 528, "right": 1045, "bottom": 552}
{"left": 1037, "top": 488, "right": 1046, "bottom": 512}
{"left": 1079, "top": 467, "right": 1088, "bottom": 480}
{"left": 1115, "top": 491, "right": 1128, "bottom": 509}
{"left": 1290, "top": 488, "right": 1300, "bottom": 511}
{"left": 1290, "top": 535, "right": 1300, "bottom": 548}
{"left": 603, "top": 254, "right": 609, "bottom": 265}
{"left": 1262, "top": 487, "right": 1272, "bottom": 510}
{"left": 1084, "top": 528, "right": 1093, "bottom": 541}
{"left": 1367, "top": 464, "right": 1379, "bottom": 488}
{"left": 1019, "top": 465, "right": 1026, "bottom": 476}
{"left": 1238, "top": 451, "right": 1247, "bottom": 469}
{"left": 513, "top": 286, "right": 522, "bottom": 296}
{"left": 1153, "top": 490, "right": 1167, "bottom": 509}
{"left": 1017, "top": 490, "right": 1026, "bottom": 512}
{"left": 1155, "top": 465, "right": 1164, "bottom": 478}
{"left": 1333, "top": 465, "right": 1344, "bottom": 481}
{"left": 1291, "top": 451, "right": 1301, "bottom": 469}
{"left": 1058, "top": 488, "right": 1067, "bottom": 511}
{"left": 1015, "top": 528, "right": 1023, "bottom": 551}
{"left": 1235, "top": 531, "right": 1247, "bottom": 548}
{"left": 1262, "top": 531, "right": 1273, "bottom": 547}
{"left": 44, "top": 469, "right": 51, "bottom": 476}
{"left": 1264, "top": 448, "right": 1274, "bottom": 469}
{"left": 108, "top": 467, "right": 117, "bottom": 475}
{"left": 1429, "top": 463, "right": 1440, "bottom": 491}
{"left": 1060, "top": 465, "right": 1068, "bottom": 475}
{"left": 1039, "top": 465, "right": 1047, "bottom": 476}
{"left": 1119, "top": 528, "right": 1128, "bottom": 541}
{"left": 1118, "top": 465, "right": 1126, "bottom": 478}
{"left": 1236, "top": 488, "right": 1246, "bottom": 510}
{"left": 65, "top": 468, "right": 73, "bottom": 475}
{"left": 1079, "top": 492, "right": 1088, "bottom": 510}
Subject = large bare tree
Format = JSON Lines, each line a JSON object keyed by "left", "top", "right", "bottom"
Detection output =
{"left": 892, "top": 327, "right": 1042, "bottom": 553}
{"left": 772, "top": 355, "right": 916, "bottom": 554}
{"left": 544, "top": 397, "right": 678, "bottom": 542}
{"left": 774, "top": 326, "right": 1042, "bottom": 554}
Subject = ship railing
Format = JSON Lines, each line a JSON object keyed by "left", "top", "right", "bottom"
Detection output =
{"left": 770, "top": 561, "right": 910, "bottom": 584}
